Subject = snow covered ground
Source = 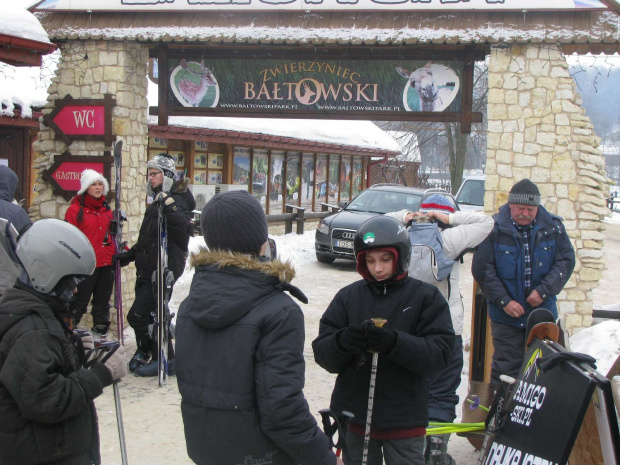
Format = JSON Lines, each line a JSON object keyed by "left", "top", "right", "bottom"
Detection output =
{"left": 91, "top": 212, "right": 620, "bottom": 464}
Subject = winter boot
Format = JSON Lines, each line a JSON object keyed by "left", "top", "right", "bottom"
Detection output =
{"left": 425, "top": 434, "right": 456, "bottom": 465}
{"left": 128, "top": 348, "right": 150, "bottom": 372}
{"left": 134, "top": 358, "right": 175, "bottom": 377}
{"left": 91, "top": 324, "right": 109, "bottom": 344}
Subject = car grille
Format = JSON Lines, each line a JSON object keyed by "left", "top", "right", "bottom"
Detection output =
{"left": 331, "top": 228, "right": 356, "bottom": 256}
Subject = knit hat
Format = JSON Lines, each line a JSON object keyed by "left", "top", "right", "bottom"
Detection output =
{"left": 146, "top": 153, "right": 175, "bottom": 194}
{"left": 419, "top": 194, "right": 456, "bottom": 214}
{"left": 508, "top": 179, "right": 540, "bottom": 206}
{"left": 201, "top": 190, "right": 269, "bottom": 255}
{"left": 77, "top": 169, "right": 109, "bottom": 196}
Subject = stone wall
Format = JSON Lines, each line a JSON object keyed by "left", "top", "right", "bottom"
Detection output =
{"left": 486, "top": 43, "right": 610, "bottom": 334}
{"left": 31, "top": 40, "right": 149, "bottom": 339}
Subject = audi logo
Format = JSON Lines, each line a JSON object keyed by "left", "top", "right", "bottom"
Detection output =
{"left": 341, "top": 232, "right": 356, "bottom": 240}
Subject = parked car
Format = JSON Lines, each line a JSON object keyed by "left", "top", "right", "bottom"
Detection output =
{"left": 315, "top": 184, "right": 458, "bottom": 263}
{"left": 455, "top": 175, "right": 485, "bottom": 212}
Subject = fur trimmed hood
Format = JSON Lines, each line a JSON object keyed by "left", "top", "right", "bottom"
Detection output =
{"left": 190, "top": 248, "right": 297, "bottom": 284}
{"left": 180, "top": 248, "right": 307, "bottom": 330}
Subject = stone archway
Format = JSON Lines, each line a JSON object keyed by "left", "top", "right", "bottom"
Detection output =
{"left": 31, "top": 10, "right": 619, "bottom": 336}
{"left": 486, "top": 43, "right": 608, "bottom": 334}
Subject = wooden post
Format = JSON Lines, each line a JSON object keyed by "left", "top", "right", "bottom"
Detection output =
{"left": 285, "top": 204, "right": 293, "bottom": 234}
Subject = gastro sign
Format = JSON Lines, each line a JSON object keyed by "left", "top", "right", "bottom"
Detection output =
{"left": 48, "top": 161, "right": 105, "bottom": 191}
{"left": 167, "top": 58, "right": 463, "bottom": 115}
{"left": 42, "top": 152, "right": 114, "bottom": 201}
{"left": 43, "top": 94, "right": 116, "bottom": 146}
{"left": 35, "top": 0, "right": 608, "bottom": 12}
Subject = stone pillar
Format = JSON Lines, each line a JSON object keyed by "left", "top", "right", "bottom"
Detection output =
{"left": 32, "top": 39, "right": 149, "bottom": 339}
{"left": 486, "top": 43, "right": 610, "bottom": 335}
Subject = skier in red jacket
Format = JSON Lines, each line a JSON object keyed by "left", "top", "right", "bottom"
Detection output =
{"left": 65, "top": 169, "right": 115, "bottom": 340}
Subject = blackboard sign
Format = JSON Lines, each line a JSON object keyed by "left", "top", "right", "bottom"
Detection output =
{"left": 480, "top": 339, "right": 607, "bottom": 465}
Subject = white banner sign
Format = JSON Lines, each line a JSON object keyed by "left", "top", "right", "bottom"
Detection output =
{"left": 35, "top": 0, "right": 608, "bottom": 13}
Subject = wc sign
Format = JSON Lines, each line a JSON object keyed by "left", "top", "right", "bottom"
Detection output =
{"left": 43, "top": 94, "right": 116, "bottom": 146}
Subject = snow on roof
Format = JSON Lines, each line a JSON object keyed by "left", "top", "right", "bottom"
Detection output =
{"left": 0, "top": 51, "right": 58, "bottom": 118}
{"left": 36, "top": 10, "right": 620, "bottom": 47}
{"left": 146, "top": 80, "right": 400, "bottom": 153}
{"left": 1, "top": 4, "right": 53, "bottom": 45}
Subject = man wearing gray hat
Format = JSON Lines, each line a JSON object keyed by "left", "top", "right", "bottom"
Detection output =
{"left": 113, "top": 153, "right": 195, "bottom": 376}
{"left": 175, "top": 190, "right": 343, "bottom": 465}
{"left": 472, "top": 179, "right": 575, "bottom": 384}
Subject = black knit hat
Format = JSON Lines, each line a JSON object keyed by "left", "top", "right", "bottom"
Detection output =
{"left": 201, "top": 190, "right": 268, "bottom": 254}
{"left": 508, "top": 179, "right": 540, "bottom": 206}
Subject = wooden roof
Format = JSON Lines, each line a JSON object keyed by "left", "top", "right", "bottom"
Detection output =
{"left": 37, "top": 10, "right": 620, "bottom": 54}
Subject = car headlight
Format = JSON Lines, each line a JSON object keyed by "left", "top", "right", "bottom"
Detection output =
{"left": 317, "top": 220, "right": 329, "bottom": 235}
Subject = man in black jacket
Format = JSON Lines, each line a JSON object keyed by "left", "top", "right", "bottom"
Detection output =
{"left": 176, "top": 190, "right": 342, "bottom": 465}
{"left": 0, "top": 219, "right": 127, "bottom": 465}
{"left": 114, "top": 154, "right": 195, "bottom": 376}
{"left": 313, "top": 216, "right": 455, "bottom": 465}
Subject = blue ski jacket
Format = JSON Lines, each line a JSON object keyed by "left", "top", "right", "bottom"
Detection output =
{"left": 472, "top": 204, "right": 575, "bottom": 328}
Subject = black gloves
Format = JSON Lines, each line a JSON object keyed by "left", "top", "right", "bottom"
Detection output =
{"left": 337, "top": 325, "right": 367, "bottom": 354}
{"left": 337, "top": 321, "right": 398, "bottom": 355}
{"left": 363, "top": 320, "right": 397, "bottom": 354}
{"left": 113, "top": 250, "right": 134, "bottom": 267}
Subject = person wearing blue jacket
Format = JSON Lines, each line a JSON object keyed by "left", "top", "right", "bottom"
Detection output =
{"left": 472, "top": 179, "right": 575, "bottom": 384}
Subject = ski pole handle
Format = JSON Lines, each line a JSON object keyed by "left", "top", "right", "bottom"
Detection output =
{"left": 319, "top": 409, "right": 336, "bottom": 449}
{"left": 335, "top": 411, "right": 354, "bottom": 457}
{"left": 367, "top": 318, "right": 387, "bottom": 354}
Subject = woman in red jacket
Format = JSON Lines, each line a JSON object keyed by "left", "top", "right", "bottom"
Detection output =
{"left": 65, "top": 169, "right": 115, "bottom": 340}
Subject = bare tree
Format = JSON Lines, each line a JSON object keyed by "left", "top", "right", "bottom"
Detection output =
{"left": 377, "top": 61, "right": 488, "bottom": 194}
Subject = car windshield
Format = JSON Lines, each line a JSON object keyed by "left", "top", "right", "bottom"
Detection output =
{"left": 457, "top": 180, "right": 485, "bottom": 206}
{"left": 345, "top": 189, "right": 423, "bottom": 214}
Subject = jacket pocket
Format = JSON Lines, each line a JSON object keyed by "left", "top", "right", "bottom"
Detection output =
{"left": 535, "top": 239, "right": 556, "bottom": 276}
{"left": 495, "top": 245, "right": 517, "bottom": 280}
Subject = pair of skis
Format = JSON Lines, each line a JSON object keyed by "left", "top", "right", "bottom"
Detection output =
{"left": 112, "top": 141, "right": 126, "bottom": 345}
{"left": 154, "top": 192, "right": 175, "bottom": 387}
{"left": 110, "top": 141, "right": 129, "bottom": 465}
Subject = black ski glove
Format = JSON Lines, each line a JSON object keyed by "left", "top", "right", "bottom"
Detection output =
{"left": 337, "top": 325, "right": 367, "bottom": 354}
{"left": 113, "top": 250, "right": 134, "bottom": 267}
{"left": 364, "top": 320, "right": 397, "bottom": 354}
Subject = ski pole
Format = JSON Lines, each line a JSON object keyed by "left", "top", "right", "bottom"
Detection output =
{"left": 319, "top": 409, "right": 354, "bottom": 458}
{"left": 113, "top": 381, "right": 129, "bottom": 465}
{"left": 362, "top": 317, "right": 387, "bottom": 465}
{"left": 477, "top": 374, "right": 516, "bottom": 465}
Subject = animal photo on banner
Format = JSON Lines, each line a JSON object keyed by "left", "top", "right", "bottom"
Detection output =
{"left": 395, "top": 62, "right": 460, "bottom": 112}
{"left": 170, "top": 59, "right": 219, "bottom": 108}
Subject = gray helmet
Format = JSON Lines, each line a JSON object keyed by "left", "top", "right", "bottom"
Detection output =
{"left": 15, "top": 219, "right": 96, "bottom": 294}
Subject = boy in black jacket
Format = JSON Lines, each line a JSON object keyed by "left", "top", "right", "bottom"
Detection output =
{"left": 176, "top": 190, "right": 342, "bottom": 465}
{"left": 313, "top": 216, "right": 455, "bottom": 465}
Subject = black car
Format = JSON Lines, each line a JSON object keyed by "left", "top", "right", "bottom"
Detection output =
{"left": 315, "top": 184, "right": 458, "bottom": 263}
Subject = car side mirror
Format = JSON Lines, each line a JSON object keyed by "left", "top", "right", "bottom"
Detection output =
{"left": 338, "top": 201, "right": 348, "bottom": 208}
